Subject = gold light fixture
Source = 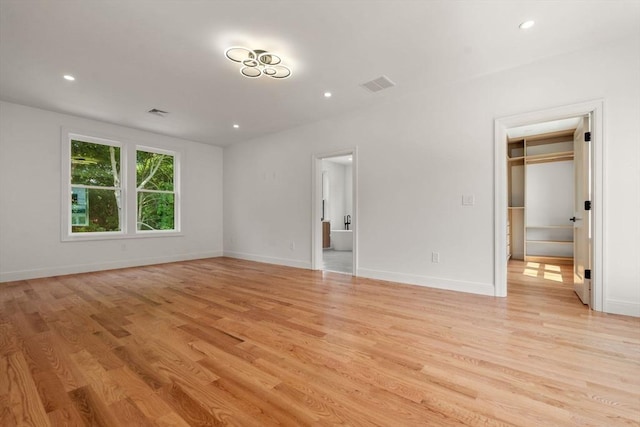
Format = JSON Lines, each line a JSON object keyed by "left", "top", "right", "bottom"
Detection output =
{"left": 225, "top": 47, "right": 291, "bottom": 79}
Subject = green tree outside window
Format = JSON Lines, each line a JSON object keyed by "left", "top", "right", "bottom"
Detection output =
{"left": 136, "top": 150, "right": 175, "bottom": 231}
{"left": 70, "top": 140, "right": 121, "bottom": 232}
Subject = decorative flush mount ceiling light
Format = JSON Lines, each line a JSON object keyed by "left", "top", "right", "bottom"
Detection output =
{"left": 225, "top": 47, "right": 291, "bottom": 79}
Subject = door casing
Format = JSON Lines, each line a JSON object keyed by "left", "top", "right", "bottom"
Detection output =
{"left": 494, "top": 100, "right": 604, "bottom": 311}
{"left": 311, "top": 148, "right": 358, "bottom": 275}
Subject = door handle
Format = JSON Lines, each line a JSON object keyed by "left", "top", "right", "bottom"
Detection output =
{"left": 569, "top": 217, "right": 577, "bottom": 222}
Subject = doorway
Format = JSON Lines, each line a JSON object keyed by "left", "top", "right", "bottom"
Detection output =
{"left": 494, "top": 101, "right": 604, "bottom": 311}
{"left": 312, "top": 149, "right": 357, "bottom": 275}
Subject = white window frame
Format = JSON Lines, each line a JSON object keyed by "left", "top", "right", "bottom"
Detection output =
{"left": 61, "top": 129, "right": 182, "bottom": 241}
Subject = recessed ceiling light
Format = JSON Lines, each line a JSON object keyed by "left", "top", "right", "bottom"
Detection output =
{"left": 63, "top": 75, "right": 75, "bottom": 81}
{"left": 519, "top": 20, "right": 535, "bottom": 30}
{"left": 324, "top": 92, "right": 332, "bottom": 98}
{"left": 233, "top": 124, "right": 239, "bottom": 129}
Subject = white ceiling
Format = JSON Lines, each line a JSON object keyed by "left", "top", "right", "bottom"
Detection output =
{"left": 1, "top": 1, "right": 638, "bottom": 147}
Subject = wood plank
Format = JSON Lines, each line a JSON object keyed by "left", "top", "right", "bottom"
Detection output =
{"left": 211, "top": 376, "right": 306, "bottom": 427}
{"left": 525, "top": 152, "right": 574, "bottom": 164}
{"left": 0, "top": 321, "right": 23, "bottom": 357}
{"left": 111, "top": 345, "right": 167, "bottom": 391}
{"left": 89, "top": 313, "right": 131, "bottom": 338}
{"left": 523, "top": 129, "right": 575, "bottom": 143}
{"left": 68, "top": 386, "right": 119, "bottom": 427}
{"left": 525, "top": 255, "right": 574, "bottom": 265}
{"left": 149, "top": 338, "right": 220, "bottom": 386}
{"left": 67, "top": 349, "right": 126, "bottom": 405}
{"left": 154, "top": 411, "right": 192, "bottom": 427}
{"left": 1, "top": 352, "right": 51, "bottom": 426}
{"left": 109, "top": 397, "right": 156, "bottom": 427}
{"left": 46, "top": 404, "right": 85, "bottom": 427}
{"left": 107, "top": 366, "right": 175, "bottom": 420}
{"left": 178, "top": 323, "right": 244, "bottom": 350}
{"left": 157, "top": 381, "right": 227, "bottom": 427}
{"left": 21, "top": 335, "right": 71, "bottom": 413}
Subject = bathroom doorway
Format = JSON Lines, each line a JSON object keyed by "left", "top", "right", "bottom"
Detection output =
{"left": 311, "top": 149, "right": 357, "bottom": 275}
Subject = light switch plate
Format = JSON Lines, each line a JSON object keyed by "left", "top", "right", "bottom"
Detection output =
{"left": 462, "top": 194, "right": 475, "bottom": 206}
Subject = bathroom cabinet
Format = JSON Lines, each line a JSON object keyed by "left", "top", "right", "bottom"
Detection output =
{"left": 322, "top": 221, "right": 331, "bottom": 249}
{"left": 507, "top": 129, "right": 575, "bottom": 265}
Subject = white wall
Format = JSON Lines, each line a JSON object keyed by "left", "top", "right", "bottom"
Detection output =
{"left": 322, "top": 160, "right": 353, "bottom": 232}
{"left": 345, "top": 164, "right": 353, "bottom": 222}
{"left": 0, "top": 101, "right": 223, "bottom": 281}
{"left": 223, "top": 36, "right": 640, "bottom": 316}
{"left": 322, "top": 160, "right": 346, "bottom": 231}
{"left": 526, "top": 161, "right": 574, "bottom": 226}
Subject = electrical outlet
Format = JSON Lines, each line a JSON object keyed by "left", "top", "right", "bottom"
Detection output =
{"left": 432, "top": 252, "right": 440, "bottom": 263}
{"left": 462, "top": 194, "right": 475, "bottom": 206}
{"left": 290, "top": 241, "right": 295, "bottom": 251}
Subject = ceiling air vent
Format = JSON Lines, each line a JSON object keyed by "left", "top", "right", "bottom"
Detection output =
{"left": 148, "top": 108, "right": 169, "bottom": 117}
{"left": 360, "top": 75, "right": 396, "bottom": 93}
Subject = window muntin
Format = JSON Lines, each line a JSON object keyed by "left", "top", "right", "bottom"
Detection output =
{"left": 70, "top": 139, "right": 122, "bottom": 233}
{"left": 136, "top": 149, "right": 176, "bottom": 231}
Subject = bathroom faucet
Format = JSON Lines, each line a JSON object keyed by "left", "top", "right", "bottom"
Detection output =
{"left": 344, "top": 215, "right": 351, "bottom": 230}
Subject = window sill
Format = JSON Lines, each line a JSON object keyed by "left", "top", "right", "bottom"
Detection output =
{"left": 62, "top": 231, "right": 183, "bottom": 242}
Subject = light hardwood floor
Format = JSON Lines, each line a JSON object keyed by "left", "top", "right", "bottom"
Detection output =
{"left": 1, "top": 258, "right": 638, "bottom": 426}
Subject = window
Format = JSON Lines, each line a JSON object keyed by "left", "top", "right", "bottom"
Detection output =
{"left": 70, "top": 139, "right": 122, "bottom": 233}
{"left": 62, "top": 131, "right": 180, "bottom": 240}
{"left": 136, "top": 148, "right": 175, "bottom": 231}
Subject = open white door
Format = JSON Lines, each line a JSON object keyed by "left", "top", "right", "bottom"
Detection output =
{"left": 573, "top": 116, "right": 592, "bottom": 305}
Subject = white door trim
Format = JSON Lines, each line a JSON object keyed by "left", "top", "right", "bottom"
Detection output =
{"left": 311, "top": 148, "right": 358, "bottom": 275}
{"left": 494, "top": 100, "right": 604, "bottom": 311}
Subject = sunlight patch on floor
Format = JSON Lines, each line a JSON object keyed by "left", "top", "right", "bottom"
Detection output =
{"left": 543, "top": 272, "right": 563, "bottom": 282}
{"left": 522, "top": 262, "right": 566, "bottom": 283}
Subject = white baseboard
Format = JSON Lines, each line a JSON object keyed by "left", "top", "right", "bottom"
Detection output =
{"left": 224, "top": 253, "right": 494, "bottom": 296}
{"left": 604, "top": 298, "right": 640, "bottom": 317}
{"left": 224, "top": 251, "right": 312, "bottom": 270}
{"left": 357, "top": 267, "right": 496, "bottom": 296}
{"left": 0, "top": 251, "right": 223, "bottom": 283}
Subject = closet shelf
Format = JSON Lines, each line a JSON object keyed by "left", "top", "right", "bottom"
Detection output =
{"left": 525, "top": 255, "right": 573, "bottom": 265}
{"left": 525, "top": 151, "right": 574, "bottom": 164}
{"left": 526, "top": 240, "right": 573, "bottom": 244}
{"left": 526, "top": 225, "right": 573, "bottom": 229}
